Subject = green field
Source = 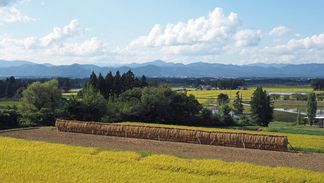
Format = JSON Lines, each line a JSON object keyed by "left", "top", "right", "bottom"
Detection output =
{"left": 274, "top": 100, "right": 324, "bottom": 110}
{"left": 0, "top": 100, "right": 19, "bottom": 111}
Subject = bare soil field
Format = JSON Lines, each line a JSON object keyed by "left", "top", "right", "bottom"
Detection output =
{"left": 1, "top": 127, "right": 324, "bottom": 173}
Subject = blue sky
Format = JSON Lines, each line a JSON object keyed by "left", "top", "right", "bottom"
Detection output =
{"left": 0, "top": 0, "right": 324, "bottom": 66}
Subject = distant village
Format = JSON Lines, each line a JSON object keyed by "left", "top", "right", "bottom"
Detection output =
{"left": 176, "top": 85, "right": 247, "bottom": 91}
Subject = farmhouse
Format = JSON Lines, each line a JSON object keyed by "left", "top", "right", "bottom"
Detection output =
{"left": 175, "top": 86, "right": 186, "bottom": 91}
{"left": 200, "top": 85, "right": 211, "bottom": 90}
{"left": 268, "top": 92, "right": 308, "bottom": 96}
{"left": 236, "top": 86, "right": 247, "bottom": 90}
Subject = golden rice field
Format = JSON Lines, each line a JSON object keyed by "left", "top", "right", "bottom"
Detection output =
{"left": 62, "top": 92, "right": 78, "bottom": 96}
{"left": 119, "top": 122, "right": 324, "bottom": 149}
{"left": 1, "top": 137, "right": 323, "bottom": 182}
{"left": 181, "top": 86, "right": 320, "bottom": 104}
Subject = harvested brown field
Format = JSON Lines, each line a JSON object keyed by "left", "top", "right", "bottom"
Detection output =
{"left": 1, "top": 127, "right": 324, "bottom": 173}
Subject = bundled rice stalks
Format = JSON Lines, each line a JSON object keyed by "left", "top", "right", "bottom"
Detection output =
{"left": 55, "top": 120, "right": 288, "bottom": 151}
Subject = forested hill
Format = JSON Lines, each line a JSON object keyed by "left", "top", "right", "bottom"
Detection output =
{"left": 1, "top": 60, "right": 324, "bottom": 78}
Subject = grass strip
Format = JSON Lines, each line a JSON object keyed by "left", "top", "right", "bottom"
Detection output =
{"left": 0, "top": 127, "right": 39, "bottom": 133}
{"left": 288, "top": 146, "right": 324, "bottom": 154}
{"left": 265, "top": 127, "right": 324, "bottom": 136}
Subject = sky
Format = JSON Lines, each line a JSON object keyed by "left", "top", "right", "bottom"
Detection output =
{"left": 0, "top": 0, "right": 324, "bottom": 66}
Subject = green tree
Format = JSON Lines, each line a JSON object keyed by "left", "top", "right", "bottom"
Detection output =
{"left": 134, "top": 77, "right": 140, "bottom": 87}
{"left": 97, "top": 73, "right": 105, "bottom": 95}
{"left": 307, "top": 92, "right": 317, "bottom": 126}
{"left": 5, "top": 76, "right": 17, "bottom": 98}
{"left": 296, "top": 111, "right": 302, "bottom": 125}
{"left": 219, "top": 104, "right": 234, "bottom": 125}
{"left": 147, "top": 78, "right": 158, "bottom": 87}
{"left": 310, "top": 78, "right": 324, "bottom": 91}
{"left": 250, "top": 87, "right": 273, "bottom": 127}
{"left": 62, "top": 96, "right": 83, "bottom": 120}
{"left": 270, "top": 94, "right": 280, "bottom": 100}
{"left": 106, "top": 85, "right": 202, "bottom": 126}
{"left": 81, "top": 84, "right": 107, "bottom": 121}
{"left": 0, "top": 106, "right": 20, "bottom": 130}
{"left": 140, "top": 75, "right": 148, "bottom": 87}
{"left": 18, "top": 79, "right": 61, "bottom": 126}
{"left": 104, "top": 71, "right": 114, "bottom": 99}
{"left": 62, "top": 78, "right": 70, "bottom": 92}
{"left": 113, "top": 71, "right": 121, "bottom": 97}
{"left": 121, "top": 70, "right": 135, "bottom": 92}
{"left": 0, "top": 80, "right": 5, "bottom": 98}
{"left": 233, "top": 91, "right": 244, "bottom": 114}
{"left": 217, "top": 93, "right": 229, "bottom": 105}
{"left": 88, "top": 71, "right": 98, "bottom": 91}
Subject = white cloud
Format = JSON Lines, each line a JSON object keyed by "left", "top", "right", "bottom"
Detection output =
{"left": 0, "top": 6, "right": 34, "bottom": 23}
{"left": 55, "top": 37, "right": 103, "bottom": 56}
{"left": 203, "top": 55, "right": 219, "bottom": 62}
{"left": 0, "top": 19, "right": 106, "bottom": 61}
{"left": 1, "top": 19, "right": 85, "bottom": 49}
{"left": 0, "top": 0, "right": 34, "bottom": 24}
{"left": 19, "top": 0, "right": 30, "bottom": 4}
{"left": 234, "top": 29, "right": 261, "bottom": 47}
{"left": 40, "top": 19, "right": 84, "bottom": 47}
{"left": 130, "top": 7, "right": 242, "bottom": 48}
{"left": 269, "top": 26, "right": 300, "bottom": 37}
{"left": 267, "top": 33, "right": 324, "bottom": 53}
{"left": 269, "top": 26, "right": 291, "bottom": 36}
{"left": 129, "top": 7, "right": 265, "bottom": 58}
{"left": 252, "top": 33, "right": 324, "bottom": 64}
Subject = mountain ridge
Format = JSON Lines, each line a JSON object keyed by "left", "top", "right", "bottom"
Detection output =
{"left": 0, "top": 60, "right": 323, "bottom": 78}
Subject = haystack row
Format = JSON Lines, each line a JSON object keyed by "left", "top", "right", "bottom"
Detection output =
{"left": 55, "top": 120, "right": 288, "bottom": 151}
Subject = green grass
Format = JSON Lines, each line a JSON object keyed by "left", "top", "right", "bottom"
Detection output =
{"left": 288, "top": 146, "right": 324, "bottom": 153}
{"left": 269, "top": 121, "right": 292, "bottom": 127}
{"left": 0, "top": 100, "right": 19, "bottom": 111}
{"left": 265, "top": 127, "right": 324, "bottom": 136}
{"left": 0, "top": 127, "right": 39, "bottom": 133}
{"left": 270, "top": 121, "right": 324, "bottom": 129}
{"left": 273, "top": 100, "right": 324, "bottom": 110}
{"left": 273, "top": 110, "right": 306, "bottom": 122}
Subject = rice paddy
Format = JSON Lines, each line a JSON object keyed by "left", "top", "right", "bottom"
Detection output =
{"left": 1, "top": 136, "right": 323, "bottom": 182}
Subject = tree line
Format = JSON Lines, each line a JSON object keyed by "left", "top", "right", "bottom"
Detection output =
{"left": 85, "top": 70, "right": 148, "bottom": 99}
{"left": 310, "top": 78, "right": 324, "bottom": 91}
{"left": 193, "top": 79, "right": 243, "bottom": 89}
{"left": 1, "top": 70, "right": 246, "bottom": 130}
{"left": 0, "top": 77, "right": 83, "bottom": 99}
{"left": 0, "top": 76, "right": 27, "bottom": 98}
{"left": 1, "top": 71, "right": 280, "bottom": 130}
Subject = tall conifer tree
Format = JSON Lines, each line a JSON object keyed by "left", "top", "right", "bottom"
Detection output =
{"left": 250, "top": 87, "right": 273, "bottom": 127}
{"left": 307, "top": 92, "right": 317, "bottom": 126}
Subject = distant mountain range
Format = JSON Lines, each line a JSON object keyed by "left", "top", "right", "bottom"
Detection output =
{"left": 0, "top": 59, "right": 323, "bottom": 78}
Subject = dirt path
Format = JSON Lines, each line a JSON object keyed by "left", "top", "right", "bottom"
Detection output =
{"left": 1, "top": 127, "right": 324, "bottom": 173}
